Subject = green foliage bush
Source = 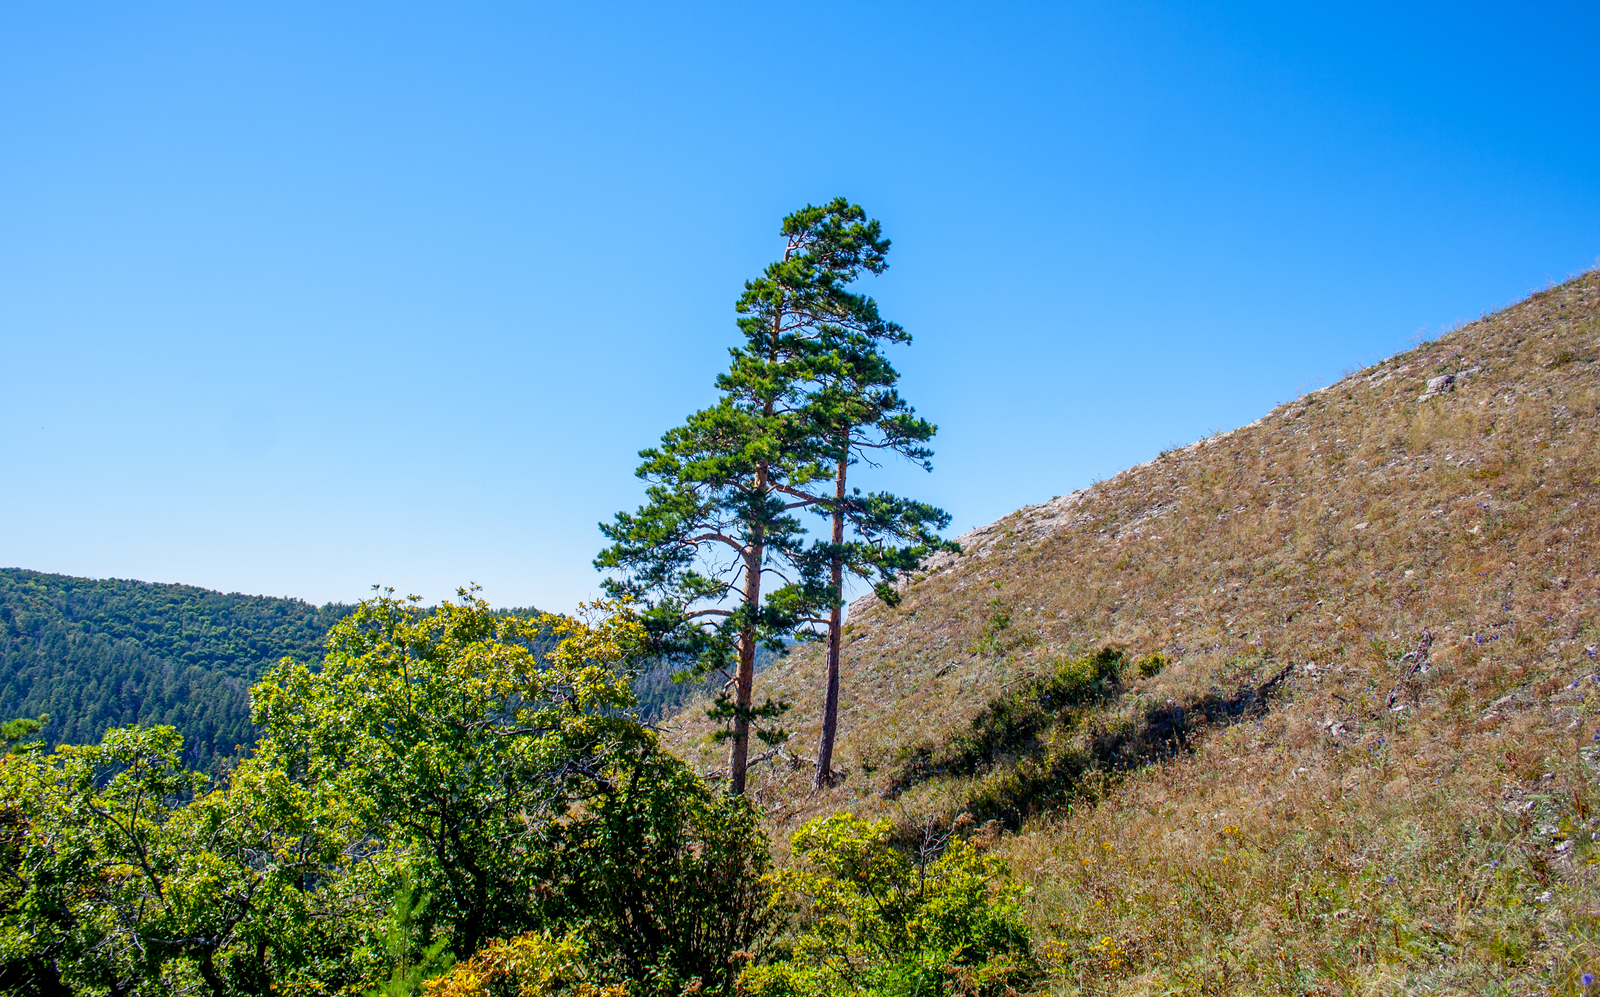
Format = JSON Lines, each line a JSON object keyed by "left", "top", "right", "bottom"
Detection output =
{"left": 1136, "top": 652, "right": 1167, "bottom": 678}
{"left": 365, "top": 871, "right": 457, "bottom": 997}
{"left": 0, "top": 724, "right": 379, "bottom": 995}
{"left": 0, "top": 592, "right": 776, "bottom": 997}
{"left": 888, "top": 648, "right": 1290, "bottom": 831}
{"left": 422, "top": 931, "right": 625, "bottom": 997}
{"left": 533, "top": 749, "right": 776, "bottom": 992}
{"left": 742, "top": 813, "right": 1033, "bottom": 997}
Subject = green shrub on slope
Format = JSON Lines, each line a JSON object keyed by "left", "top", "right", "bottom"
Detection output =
{"left": 744, "top": 813, "right": 1033, "bottom": 997}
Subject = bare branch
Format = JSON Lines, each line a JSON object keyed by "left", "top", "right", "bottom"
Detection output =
{"left": 686, "top": 532, "right": 748, "bottom": 553}
{"left": 772, "top": 482, "right": 824, "bottom": 505}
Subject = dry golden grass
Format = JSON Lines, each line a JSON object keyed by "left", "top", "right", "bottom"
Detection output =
{"left": 664, "top": 270, "right": 1600, "bottom": 994}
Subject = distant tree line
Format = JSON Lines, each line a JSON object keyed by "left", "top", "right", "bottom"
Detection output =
{"left": 0, "top": 568, "right": 755, "bottom": 764}
{"left": 0, "top": 569, "right": 352, "bottom": 771}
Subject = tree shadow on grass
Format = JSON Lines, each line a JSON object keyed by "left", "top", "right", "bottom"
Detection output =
{"left": 884, "top": 657, "right": 1293, "bottom": 834}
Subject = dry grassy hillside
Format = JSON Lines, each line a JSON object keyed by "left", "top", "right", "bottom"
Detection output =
{"left": 666, "top": 271, "right": 1600, "bottom": 995}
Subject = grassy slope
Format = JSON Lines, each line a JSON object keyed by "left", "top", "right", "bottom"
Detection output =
{"left": 667, "top": 271, "right": 1600, "bottom": 994}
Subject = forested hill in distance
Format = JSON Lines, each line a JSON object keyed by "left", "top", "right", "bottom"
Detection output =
{"left": 0, "top": 567, "right": 735, "bottom": 770}
{"left": 0, "top": 569, "right": 355, "bottom": 771}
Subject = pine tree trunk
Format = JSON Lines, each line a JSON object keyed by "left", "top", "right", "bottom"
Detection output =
{"left": 814, "top": 451, "right": 848, "bottom": 790}
{"left": 728, "top": 616, "right": 757, "bottom": 795}
{"left": 729, "top": 276, "right": 788, "bottom": 796}
{"left": 728, "top": 508, "right": 765, "bottom": 796}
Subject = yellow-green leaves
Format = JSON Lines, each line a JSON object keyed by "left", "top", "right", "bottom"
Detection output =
{"left": 246, "top": 589, "right": 657, "bottom": 958}
{"left": 754, "top": 813, "right": 1034, "bottom": 997}
{"left": 0, "top": 590, "right": 772, "bottom": 995}
{"left": 423, "top": 930, "right": 623, "bottom": 997}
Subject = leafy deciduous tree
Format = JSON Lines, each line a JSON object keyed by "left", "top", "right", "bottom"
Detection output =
{"left": 250, "top": 589, "right": 646, "bottom": 959}
{"left": 0, "top": 725, "right": 363, "bottom": 996}
{"left": 250, "top": 588, "right": 776, "bottom": 989}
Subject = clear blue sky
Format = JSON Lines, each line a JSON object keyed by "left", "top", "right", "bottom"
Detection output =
{"left": 3, "top": 2, "right": 1596, "bottom": 611}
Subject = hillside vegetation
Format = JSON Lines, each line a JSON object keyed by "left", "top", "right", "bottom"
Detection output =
{"left": 0, "top": 564, "right": 719, "bottom": 765}
{"left": 666, "top": 271, "right": 1600, "bottom": 994}
{"left": 0, "top": 569, "right": 352, "bottom": 769}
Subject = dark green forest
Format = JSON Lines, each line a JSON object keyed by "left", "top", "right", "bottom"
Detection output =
{"left": 0, "top": 566, "right": 749, "bottom": 766}
{"left": 631, "top": 646, "right": 780, "bottom": 722}
{"left": 0, "top": 569, "right": 353, "bottom": 770}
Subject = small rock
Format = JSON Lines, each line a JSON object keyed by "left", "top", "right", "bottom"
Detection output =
{"left": 1419, "top": 374, "right": 1457, "bottom": 400}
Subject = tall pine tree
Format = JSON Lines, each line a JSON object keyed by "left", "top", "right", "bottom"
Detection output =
{"left": 799, "top": 333, "right": 952, "bottom": 789}
{"left": 599, "top": 201, "right": 858, "bottom": 793}
{"left": 598, "top": 198, "right": 950, "bottom": 794}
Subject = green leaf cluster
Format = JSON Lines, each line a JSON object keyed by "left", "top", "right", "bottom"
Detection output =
{"left": 742, "top": 814, "right": 1034, "bottom": 997}
{"left": 0, "top": 724, "right": 377, "bottom": 995}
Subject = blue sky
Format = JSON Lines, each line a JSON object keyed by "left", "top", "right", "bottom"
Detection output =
{"left": 3, "top": 1, "right": 1596, "bottom": 610}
